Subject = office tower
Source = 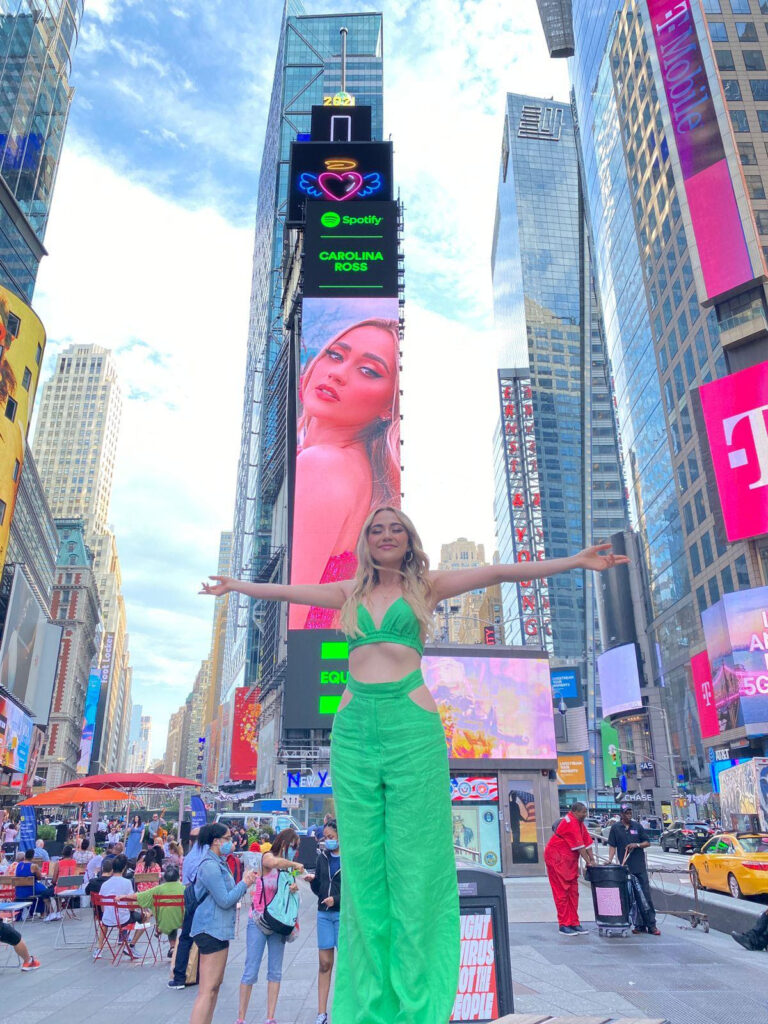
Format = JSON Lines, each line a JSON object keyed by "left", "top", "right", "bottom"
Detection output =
{"left": 224, "top": 3, "right": 385, "bottom": 712}
{"left": 34, "top": 344, "right": 121, "bottom": 533}
{"left": 37, "top": 518, "right": 100, "bottom": 787}
{"left": 163, "top": 705, "right": 185, "bottom": 777}
{"left": 0, "top": 1, "right": 83, "bottom": 301}
{"left": 436, "top": 538, "right": 505, "bottom": 644}
{"left": 33, "top": 342, "right": 131, "bottom": 773}
{"left": 492, "top": 93, "right": 628, "bottom": 788}
{"left": 537, "top": 0, "right": 768, "bottom": 799}
{"left": 126, "top": 705, "right": 151, "bottom": 774}
{"left": 203, "top": 531, "right": 231, "bottom": 729}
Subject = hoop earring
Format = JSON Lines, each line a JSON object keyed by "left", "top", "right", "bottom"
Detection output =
{"left": 405, "top": 550, "right": 414, "bottom": 563}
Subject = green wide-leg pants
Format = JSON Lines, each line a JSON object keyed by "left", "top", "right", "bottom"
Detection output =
{"left": 330, "top": 669, "right": 459, "bottom": 1024}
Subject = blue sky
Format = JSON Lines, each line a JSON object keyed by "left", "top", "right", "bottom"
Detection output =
{"left": 31, "top": 0, "right": 569, "bottom": 757}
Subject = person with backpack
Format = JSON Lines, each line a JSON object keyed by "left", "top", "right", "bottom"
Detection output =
{"left": 304, "top": 818, "right": 342, "bottom": 1024}
{"left": 168, "top": 825, "right": 206, "bottom": 990}
{"left": 188, "top": 824, "right": 258, "bottom": 1024}
{"left": 236, "top": 828, "right": 304, "bottom": 1024}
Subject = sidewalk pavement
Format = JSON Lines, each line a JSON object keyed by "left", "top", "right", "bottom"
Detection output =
{"left": 1, "top": 877, "right": 768, "bottom": 1024}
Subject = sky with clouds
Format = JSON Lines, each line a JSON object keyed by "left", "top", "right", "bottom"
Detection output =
{"left": 30, "top": 0, "right": 570, "bottom": 757}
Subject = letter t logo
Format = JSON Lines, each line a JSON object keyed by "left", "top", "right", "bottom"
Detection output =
{"left": 723, "top": 404, "right": 768, "bottom": 489}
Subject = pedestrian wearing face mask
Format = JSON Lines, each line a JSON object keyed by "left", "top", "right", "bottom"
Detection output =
{"left": 237, "top": 828, "right": 304, "bottom": 1024}
{"left": 304, "top": 819, "right": 342, "bottom": 1024}
{"left": 189, "top": 824, "right": 258, "bottom": 1024}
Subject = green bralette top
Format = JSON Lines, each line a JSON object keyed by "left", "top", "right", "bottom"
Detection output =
{"left": 347, "top": 597, "right": 424, "bottom": 656}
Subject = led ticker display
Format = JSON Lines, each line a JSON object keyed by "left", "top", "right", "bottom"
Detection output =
{"left": 303, "top": 202, "right": 398, "bottom": 298}
{"left": 643, "top": 0, "right": 760, "bottom": 301}
{"left": 288, "top": 141, "right": 393, "bottom": 224}
{"left": 699, "top": 360, "right": 768, "bottom": 543}
{"left": 288, "top": 296, "right": 401, "bottom": 630}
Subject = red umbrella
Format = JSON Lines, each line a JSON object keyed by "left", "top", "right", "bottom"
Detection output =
{"left": 58, "top": 772, "right": 200, "bottom": 791}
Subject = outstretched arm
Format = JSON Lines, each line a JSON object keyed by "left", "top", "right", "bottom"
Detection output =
{"left": 200, "top": 576, "right": 349, "bottom": 610}
{"left": 430, "top": 544, "right": 628, "bottom": 603}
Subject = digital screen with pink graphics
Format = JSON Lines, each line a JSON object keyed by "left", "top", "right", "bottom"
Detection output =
{"left": 645, "top": 0, "right": 760, "bottom": 301}
{"left": 699, "top": 360, "right": 768, "bottom": 542}
{"left": 288, "top": 141, "right": 393, "bottom": 224}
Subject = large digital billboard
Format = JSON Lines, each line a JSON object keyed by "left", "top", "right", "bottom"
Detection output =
{"left": 702, "top": 586, "right": 768, "bottom": 735}
{"left": 691, "top": 649, "right": 719, "bottom": 740}
{"left": 642, "top": 0, "right": 763, "bottom": 302}
{"left": 0, "top": 565, "right": 61, "bottom": 724}
{"left": 230, "top": 687, "right": 259, "bottom": 781}
{"left": 0, "top": 692, "right": 33, "bottom": 772}
{"left": 0, "top": 286, "right": 46, "bottom": 570}
{"left": 303, "top": 202, "right": 399, "bottom": 298}
{"left": 289, "top": 296, "right": 401, "bottom": 630}
{"left": 699, "top": 360, "right": 768, "bottom": 542}
{"left": 287, "top": 141, "right": 393, "bottom": 224}
{"left": 596, "top": 643, "right": 643, "bottom": 718}
{"left": 77, "top": 665, "right": 102, "bottom": 774}
{"left": 601, "top": 719, "right": 621, "bottom": 786}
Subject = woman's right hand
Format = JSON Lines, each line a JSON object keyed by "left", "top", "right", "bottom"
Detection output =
{"left": 243, "top": 870, "right": 258, "bottom": 887}
{"left": 302, "top": 873, "right": 315, "bottom": 883}
{"left": 199, "top": 575, "right": 234, "bottom": 597}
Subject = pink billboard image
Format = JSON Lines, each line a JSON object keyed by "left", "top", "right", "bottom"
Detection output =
{"left": 699, "top": 359, "right": 768, "bottom": 542}
{"left": 691, "top": 650, "right": 718, "bottom": 740}
{"left": 645, "top": 0, "right": 757, "bottom": 300}
{"left": 422, "top": 653, "right": 556, "bottom": 760}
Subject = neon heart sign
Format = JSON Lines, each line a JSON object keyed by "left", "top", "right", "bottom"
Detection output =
{"left": 317, "top": 171, "right": 363, "bottom": 201}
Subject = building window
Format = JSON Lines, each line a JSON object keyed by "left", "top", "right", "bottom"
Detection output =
{"left": 708, "top": 577, "right": 720, "bottom": 605}
{"left": 716, "top": 49, "right": 736, "bottom": 69}
{"left": 744, "top": 48, "right": 767, "bottom": 69}
{"left": 737, "top": 19, "right": 759, "bottom": 36}
{"left": 690, "top": 542, "right": 702, "bottom": 576}
{"left": 722, "top": 565, "right": 735, "bottom": 593}
{"left": 731, "top": 108, "right": 750, "bottom": 131}
{"left": 739, "top": 140, "right": 758, "bottom": 163}
{"left": 6, "top": 312, "right": 20, "bottom": 337}
{"left": 5, "top": 396, "right": 17, "bottom": 422}
{"left": 758, "top": 109, "right": 768, "bottom": 130}
{"left": 0, "top": 498, "right": 6, "bottom": 525}
{"left": 701, "top": 532, "right": 714, "bottom": 565}
{"left": 704, "top": 0, "right": 722, "bottom": 9}
{"left": 730, "top": 0, "right": 752, "bottom": 10}
{"left": 751, "top": 78, "right": 768, "bottom": 99}
{"left": 12, "top": 459, "right": 19, "bottom": 482}
{"left": 709, "top": 20, "right": 728, "bottom": 38}
{"left": 755, "top": 210, "right": 768, "bottom": 233}
{"left": 735, "top": 553, "right": 751, "bottom": 587}
{"left": 722, "top": 78, "right": 743, "bottom": 99}
{"left": 695, "top": 489, "right": 708, "bottom": 524}
{"left": 697, "top": 586, "right": 708, "bottom": 613}
{"left": 746, "top": 173, "right": 766, "bottom": 197}
{"left": 21, "top": 367, "right": 31, "bottom": 391}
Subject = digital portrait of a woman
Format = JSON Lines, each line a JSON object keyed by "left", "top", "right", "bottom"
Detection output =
{"left": 289, "top": 302, "right": 401, "bottom": 629}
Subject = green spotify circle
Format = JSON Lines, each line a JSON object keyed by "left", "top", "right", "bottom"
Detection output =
{"left": 321, "top": 211, "right": 341, "bottom": 227}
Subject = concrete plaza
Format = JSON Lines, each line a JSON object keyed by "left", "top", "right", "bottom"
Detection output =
{"left": 1, "top": 876, "right": 767, "bottom": 1024}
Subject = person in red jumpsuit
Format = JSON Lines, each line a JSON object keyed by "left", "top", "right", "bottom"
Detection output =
{"left": 544, "top": 801, "right": 595, "bottom": 935}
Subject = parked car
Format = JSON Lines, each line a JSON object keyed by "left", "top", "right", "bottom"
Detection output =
{"left": 214, "top": 810, "right": 301, "bottom": 835}
{"left": 600, "top": 816, "right": 620, "bottom": 841}
{"left": 659, "top": 820, "right": 716, "bottom": 854}
{"left": 689, "top": 833, "right": 768, "bottom": 898}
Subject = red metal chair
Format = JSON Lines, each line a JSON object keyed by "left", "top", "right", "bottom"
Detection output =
{"left": 143, "top": 893, "right": 185, "bottom": 966}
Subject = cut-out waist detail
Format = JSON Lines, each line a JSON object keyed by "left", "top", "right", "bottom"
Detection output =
{"left": 346, "top": 669, "right": 425, "bottom": 697}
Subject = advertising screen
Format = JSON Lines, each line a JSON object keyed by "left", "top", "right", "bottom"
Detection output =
{"left": 601, "top": 719, "right": 621, "bottom": 786}
{"left": 77, "top": 666, "right": 102, "bottom": 774}
{"left": 289, "top": 296, "right": 401, "bottom": 629}
{"left": 702, "top": 586, "right": 768, "bottom": 733}
{"left": 0, "top": 566, "right": 61, "bottom": 724}
{"left": 451, "top": 911, "right": 498, "bottom": 1023}
{"left": 507, "top": 780, "right": 538, "bottom": 864}
{"left": 719, "top": 758, "right": 768, "bottom": 831}
{"left": 230, "top": 687, "right": 259, "bottom": 782}
{"left": 451, "top": 776, "right": 501, "bottom": 874}
{"left": 287, "top": 141, "right": 393, "bottom": 224}
{"left": 596, "top": 643, "right": 643, "bottom": 717}
{"left": 643, "top": 0, "right": 759, "bottom": 301}
{"left": 422, "top": 652, "right": 556, "bottom": 760}
{"left": 699, "top": 360, "right": 768, "bottom": 542}
{"left": 310, "top": 104, "right": 372, "bottom": 142}
{"left": 0, "top": 692, "right": 33, "bottom": 771}
{"left": 550, "top": 667, "right": 579, "bottom": 699}
{"left": 0, "top": 287, "right": 46, "bottom": 569}
{"left": 556, "top": 755, "right": 586, "bottom": 787}
{"left": 303, "top": 202, "right": 398, "bottom": 298}
{"left": 691, "top": 650, "right": 719, "bottom": 739}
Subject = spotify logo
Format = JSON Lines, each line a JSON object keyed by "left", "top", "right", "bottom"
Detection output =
{"left": 320, "top": 211, "right": 341, "bottom": 228}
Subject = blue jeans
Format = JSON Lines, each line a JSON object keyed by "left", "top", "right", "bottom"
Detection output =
{"left": 241, "top": 920, "right": 285, "bottom": 984}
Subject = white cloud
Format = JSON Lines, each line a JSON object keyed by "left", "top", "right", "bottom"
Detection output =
{"left": 32, "top": 144, "right": 253, "bottom": 755}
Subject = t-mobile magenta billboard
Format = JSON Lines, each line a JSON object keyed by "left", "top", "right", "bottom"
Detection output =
{"left": 644, "top": 0, "right": 759, "bottom": 301}
{"left": 699, "top": 359, "right": 768, "bottom": 542}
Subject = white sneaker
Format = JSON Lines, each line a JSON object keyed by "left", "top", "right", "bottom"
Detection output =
{"left": 44, "top": 913, "right": 55, "bottom": 922}
{"left": 316, "top": 1015, "right": 328, "bottom": 1024}
{"left": 92, "top": 949, "right": 103, "bottom": 960}
{"left": 52, "top": 912, "right": 62, "bottom": 921}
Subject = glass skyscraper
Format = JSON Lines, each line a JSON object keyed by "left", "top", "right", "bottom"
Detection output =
{"left": 0, "top": 1, "right": 82, "bottom": 301}
{"left": 492, "top": 93, "right": 627, "bottom": 784}
{"left": 224, "top": 4, "right": 385, "bottom": 714}
{"left": 537, "top": 0, "right": 768, "bottom": 796}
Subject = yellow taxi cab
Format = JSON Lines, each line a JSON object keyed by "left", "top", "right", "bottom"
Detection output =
{"left": 689, "top": 833, "right": 768, "bottom": 898}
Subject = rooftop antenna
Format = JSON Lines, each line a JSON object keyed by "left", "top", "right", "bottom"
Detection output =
{"left": 340, "top": 26, "right": 348, "bottom": 92}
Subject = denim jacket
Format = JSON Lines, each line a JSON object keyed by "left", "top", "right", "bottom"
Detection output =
{"left": 190, "top": 850, "right": 248, "bottom": 941}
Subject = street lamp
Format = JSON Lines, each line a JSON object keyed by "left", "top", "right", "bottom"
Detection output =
{"left": 643, "top": 704, "right": 676, "bottom": 792}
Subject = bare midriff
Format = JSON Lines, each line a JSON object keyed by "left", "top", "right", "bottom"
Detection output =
{"left": 348, "top": 641, "right": 422, "bottom": 684}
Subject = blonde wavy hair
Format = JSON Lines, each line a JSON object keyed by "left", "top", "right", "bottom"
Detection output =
{"left": 297, "top": 318, "right": 400, "bottom": 510}
{"left": 340, "top": 506, "right": 434, "bottom": 640}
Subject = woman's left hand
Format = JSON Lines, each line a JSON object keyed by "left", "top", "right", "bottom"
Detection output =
{"left": 576, "top": 544, "right": 630, "bottom": 572}
{"left": 289, "top": 883, "right": 299, "bottom": 894}
{"left": 322, "top": 896, "right": 335, "bottom": 908}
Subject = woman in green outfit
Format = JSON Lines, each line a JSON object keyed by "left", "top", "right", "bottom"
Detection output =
{"left": 201, "top": 506, "right": 626, "bottom": 1023}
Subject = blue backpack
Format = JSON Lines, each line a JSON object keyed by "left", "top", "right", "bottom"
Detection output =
{"left": 258, "top": 870, "right": 299, "bottom": 936}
